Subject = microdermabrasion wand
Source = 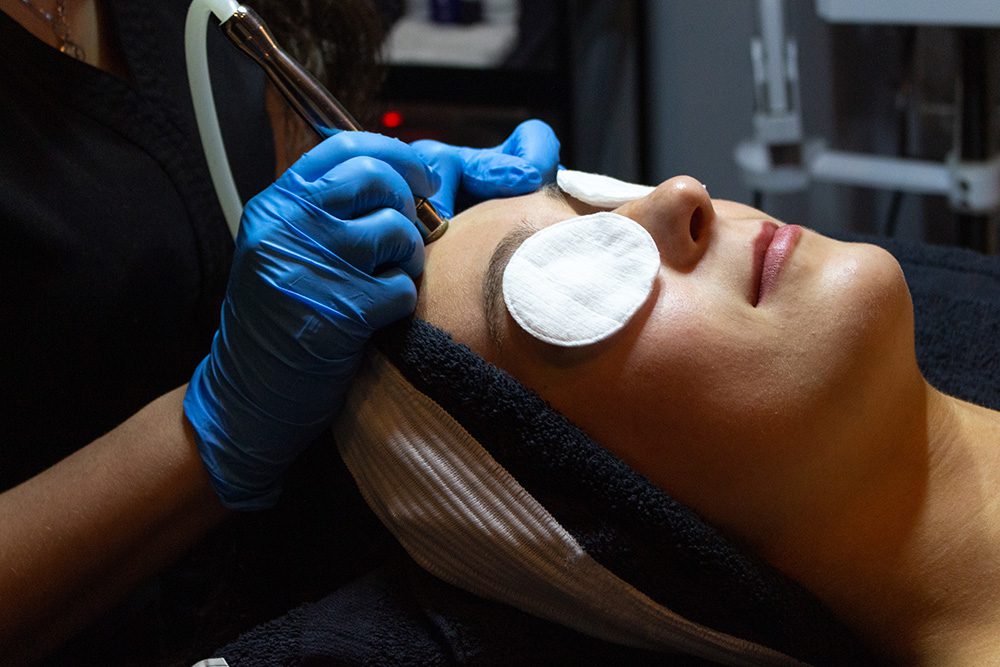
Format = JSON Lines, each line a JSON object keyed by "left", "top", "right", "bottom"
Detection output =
{"left": 221, "top": 6, "right": 449, "bottom": 243}
{"left": 185, "top": 0, "right": 448, "bottom": 243}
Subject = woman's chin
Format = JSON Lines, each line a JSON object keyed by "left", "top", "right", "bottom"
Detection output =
{"left": 817, "top": 242, "right": 914, "bottom": 372}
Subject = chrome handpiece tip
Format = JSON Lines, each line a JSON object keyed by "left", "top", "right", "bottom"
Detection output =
{"left": 416, "top": 199, "right": 450, "bottom": 244}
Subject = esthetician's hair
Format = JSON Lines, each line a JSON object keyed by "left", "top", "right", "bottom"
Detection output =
{"left": 252, "top": 0, "right": 387, "bottom": 123}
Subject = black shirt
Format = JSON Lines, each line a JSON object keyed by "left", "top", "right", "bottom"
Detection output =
{"left": 0, "top": 0, "right": 275, "bottom": 490}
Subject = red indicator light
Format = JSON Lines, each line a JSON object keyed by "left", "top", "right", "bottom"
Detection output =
{"left": 382, "top": 110, "right": 403, "bottom": 128}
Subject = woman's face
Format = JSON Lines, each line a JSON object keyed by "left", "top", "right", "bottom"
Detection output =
{"left": 417, "top": 176, "right": 921, "bottom": 551}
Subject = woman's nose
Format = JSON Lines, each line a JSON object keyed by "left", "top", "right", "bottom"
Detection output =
{"left": 614, "top": 175, "right": 715, "bottom": 270}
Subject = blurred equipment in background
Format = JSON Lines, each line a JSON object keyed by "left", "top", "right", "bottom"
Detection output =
{"left": 375, "top": 1, "right": 564, "bottom": 152}
{"left": 736, "top": 0, "right": 1000, "bottom": 253}
{"left": 373, "top": 1, "right": 645, "bottom": 185}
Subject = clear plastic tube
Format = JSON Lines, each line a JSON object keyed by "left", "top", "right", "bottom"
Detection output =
{"left": 185, "top": 0, "right": 244, "bottom": 239}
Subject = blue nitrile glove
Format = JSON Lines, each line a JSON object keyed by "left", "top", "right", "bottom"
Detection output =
{"left": 411, "top": 119, "right": 561, "bottom": 218}
{"left": 185, "top": 132, "right": 436, "bottom": 510}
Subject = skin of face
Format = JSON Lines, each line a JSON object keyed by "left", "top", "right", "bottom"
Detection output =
{"left": 416, "top": 175, "right": 925, "bottom": 558}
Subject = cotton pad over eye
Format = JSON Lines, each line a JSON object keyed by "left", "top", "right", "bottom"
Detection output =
{"left": 502, "top": 212, "right": 659, "bottom": 347}
{"left": 556, "top": 169, "right": 656, "bottom": 208}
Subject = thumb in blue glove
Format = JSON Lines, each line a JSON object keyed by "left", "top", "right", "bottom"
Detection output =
{"left": 185, "top": 132, "right": 434, "bottom": 510}
{"left": 411, "top": 119, "right": 561, "bottom": 218}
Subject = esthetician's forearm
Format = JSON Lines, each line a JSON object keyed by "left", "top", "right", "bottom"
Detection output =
{"left": 0, "top": 386, "right": 228, "bottom": 663}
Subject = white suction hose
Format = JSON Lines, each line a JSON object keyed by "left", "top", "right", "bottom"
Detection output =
{"left": 185, "top": 0, "right": 244, "bottom": 239}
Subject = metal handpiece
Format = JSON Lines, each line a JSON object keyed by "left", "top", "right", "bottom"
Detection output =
{"left": 221, "top": 6, "right": 449, "bottom": 243}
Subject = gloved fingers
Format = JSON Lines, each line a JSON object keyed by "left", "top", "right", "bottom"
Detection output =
{"left": 411, "top": 139, "right": 464, "bottom": 219}
{"left": 343, "top": 207, "right": 425, "bottom": 279}
{"left": 454, "top": 147, "right": 544, "bottom": 200}
{"left": 302, "top": 156, "right": 419, "bottom": 222}
{"left": 409, "top": 121, "right": 560, "bottom": 213}
{"left": 449, "top": 119, "right": 561, "bottom": 200}
{"left": 186, "top": 138, "right": 436, "bottom": 514}
{"left": 498, "top": 119, "right": 561, "bottom": 184}
{"left": 366, "top": 267, "right": 420, "bottom": 330}
{"left": 284, "top": 131, "right": 439, "bottom": 200}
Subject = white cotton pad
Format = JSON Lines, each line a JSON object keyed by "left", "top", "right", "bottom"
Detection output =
{"left": 502, "top": 212, "right": 659, "bottom": 347}
{"left": 556, "top": 169, "right": 656, "bottom": 208}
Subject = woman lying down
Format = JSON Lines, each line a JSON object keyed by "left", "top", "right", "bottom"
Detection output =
{"left": 216, "top": 169, "right": 1000, "bottom": 666}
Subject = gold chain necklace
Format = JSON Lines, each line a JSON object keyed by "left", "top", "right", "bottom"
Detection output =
{"left": 18, "top": 0, "right": 87, "bottom": 62}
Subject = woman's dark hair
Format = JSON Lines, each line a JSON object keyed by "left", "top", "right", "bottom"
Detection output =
{"left": 250, "top": 0, "right": 387, "bottom": 123}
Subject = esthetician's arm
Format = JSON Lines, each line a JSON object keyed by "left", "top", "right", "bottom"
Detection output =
{"left": 0, "top": 387, "right": 226, "bottom": 663}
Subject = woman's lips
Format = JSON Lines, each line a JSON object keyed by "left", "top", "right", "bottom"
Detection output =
{"left": 753, "top": 223, "right": 803, "bottom": 306}
{"left": 750, "top": 221, "right": 778, "bottom": 306}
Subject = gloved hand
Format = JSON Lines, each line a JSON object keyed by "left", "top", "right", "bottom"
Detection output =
{"left": 185, "top": 132, "right": 435, "bottom": 510}
{"left": 412, "top": 119, "right": 561, "bottom": 218}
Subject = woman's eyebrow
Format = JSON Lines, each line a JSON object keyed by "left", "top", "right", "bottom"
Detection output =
{"left": 482, "top": 218, "right": 539, "bottom": 349}
{"left": 541, "top": 181, "right": 571, "bottom": 205}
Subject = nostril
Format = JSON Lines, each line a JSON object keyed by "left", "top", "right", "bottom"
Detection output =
{"left": 689, "top": 208, "right": 705, "bottom": 242}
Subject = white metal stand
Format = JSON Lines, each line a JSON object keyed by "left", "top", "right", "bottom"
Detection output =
{"left": 735, "top": 0, "right": 1000, "bottom": 237}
